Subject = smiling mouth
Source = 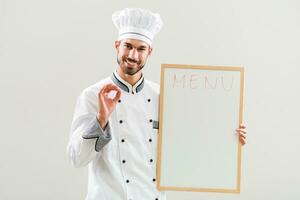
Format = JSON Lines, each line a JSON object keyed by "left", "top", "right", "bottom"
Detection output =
{"left": 125, "top": 59, "right": 138, "bottom": 65}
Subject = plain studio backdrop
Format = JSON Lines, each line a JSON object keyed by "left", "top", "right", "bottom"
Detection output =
{"left": 0, "top": 0, "right": 299, "bottom": 199}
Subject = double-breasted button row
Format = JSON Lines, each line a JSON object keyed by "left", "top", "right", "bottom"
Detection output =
{"left": 128, "top": 195, "right": 159, "bottom": 199}
{"left": 120, "top": 119, "right": 153, "bottom": 124}
{"left": 118, "top": 99, "right": 151, "bottom": 103}
{"left": 128, "top": 194, "right": 159, "bottom": 199}
{"left": 125, "top": 178, "right": 155, "bottom": 184}
{"left": 118, "top": 98, "right": 151, "bottom": 103}
{"left": 118, "top": 97, "right": 157, "bottom": 196}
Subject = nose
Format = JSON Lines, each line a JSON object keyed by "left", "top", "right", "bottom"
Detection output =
{"left": 128, "top": 48, "right": 138, "bottom": 60}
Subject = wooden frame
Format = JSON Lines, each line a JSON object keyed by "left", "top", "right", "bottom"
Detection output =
{"left": 156, "top": 64, "right": 244, "bottom": 193}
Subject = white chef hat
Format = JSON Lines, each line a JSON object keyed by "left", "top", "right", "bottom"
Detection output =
{"left": 112, "top": 8, "right": 163, "bottom": 47}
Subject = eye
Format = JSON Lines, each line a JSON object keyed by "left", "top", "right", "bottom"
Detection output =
{"left": 123, "top": 44, "right": 132, "bottom": 49}
{"left": 137, "top": 47, "right": 146, "bottom": 52}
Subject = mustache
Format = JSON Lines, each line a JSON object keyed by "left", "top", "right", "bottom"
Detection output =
{"left": 126, "top": 57, "right": 139, "bottom": 64}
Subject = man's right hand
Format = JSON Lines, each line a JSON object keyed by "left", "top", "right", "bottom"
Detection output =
{"left": 97, "top": 83, "right": 121, "bottom": 129}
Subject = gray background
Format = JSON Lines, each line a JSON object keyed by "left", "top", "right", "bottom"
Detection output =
{"left": 1, "top": 0, "right": 299, "bottom": 199}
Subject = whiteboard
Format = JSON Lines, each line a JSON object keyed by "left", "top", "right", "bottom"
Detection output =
{"left": 157, "top": 64, "right": 244, "bottom": 193}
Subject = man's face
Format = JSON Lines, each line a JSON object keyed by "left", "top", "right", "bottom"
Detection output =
{"left": 115, "top": 38, "right": 152, "bottom": 76}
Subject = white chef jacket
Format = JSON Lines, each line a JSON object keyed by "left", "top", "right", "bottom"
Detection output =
{"left": 67, "top": 71, "right": 166, "bottom": 200}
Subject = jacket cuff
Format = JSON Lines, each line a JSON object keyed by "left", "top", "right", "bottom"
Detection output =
{"left": 82, "top": 117, "right": 112, "bottom": 152}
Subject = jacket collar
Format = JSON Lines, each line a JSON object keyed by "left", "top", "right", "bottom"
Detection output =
{"left": 111, "top": 70, "right": 145, "bottom": 94}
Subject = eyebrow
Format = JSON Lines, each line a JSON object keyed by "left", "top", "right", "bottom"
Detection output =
{"left": 124, "top": 42, "right": 132, "bottom": 46}
{"left": 138, "top": 46, "right": 147, "bottom": 49}
{"left": 124, "top": 42, "right": 147, "bottom": 49}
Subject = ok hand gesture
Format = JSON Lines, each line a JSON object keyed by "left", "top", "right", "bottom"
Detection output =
{"left": 97, "top": 83, "right": 121, "bottom": 129}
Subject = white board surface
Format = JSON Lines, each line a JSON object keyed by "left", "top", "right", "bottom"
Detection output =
{"left": 157, "top": 64, "right": 244, "bottom": 193}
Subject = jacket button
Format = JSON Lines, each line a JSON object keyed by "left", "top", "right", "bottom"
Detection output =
{"left": 126, "top": 179, "right": 130, "bottom": 183}
{"left": 149, "top": 119, "right": 153, "bottom": 123}
{"left": 153, "top": 178, "right": 156, "bottom": 182}
{"left": 149, "top": 138, "right": 152, "bottom": 142}
{"left": 150, "top": 159, "right": 153, "bottom": 163}
{"left": 155, "top": 198, "right": 159, "bottom": 200}
{"left": 118, "top": 99, "right": 121, "bottom": 103}
{"left": 148, "top": 98, "right": 151, "bottom": 102}
{"left": 121, "top": 139, "right": 125, "bottom": 143}
{"left": 119, "top": 120, "right": 123, "bottom": 124}
{"left": 122, "top": 160, "right": 126, "bottom": 163}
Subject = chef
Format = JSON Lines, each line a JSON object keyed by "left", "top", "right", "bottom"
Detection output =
{"left": 67, "top": 8, "right": 247, "bottom": 200}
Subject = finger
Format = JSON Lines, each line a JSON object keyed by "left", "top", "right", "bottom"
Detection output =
{"left": 237, "top": 129, "right": 246, "bottom": 136}
{"left": 99, "top": 84, "right": 108, "bottom": 94}
{"left": 105, "top": 84, "right": 120, "bottom": 94}
{"left": 113, "top": 85, "right": 122, "bottom": 93}
{"left": 99, "top": 83, "right": 116, "bottom": 93}
{"left": 104, "top": 83, "right": 120, "bottom": 92}
{"left": 238, "top": 132, "right": 246, "bottom": 139}
{"left": 239, "top": 137, "right": 246, "bottom": 145}
{"left": 99, "top": 84, "right": 112, "bottom": 97}
{"left": 239, "top": 124, "right": 246, "bottom": 128}
{"left": 236, "top": 129, "right": 247, "bottom": 134}
{"left": 99, "top": 84, "right": 120, "bottom": 99}
{"left": 113, "top": 88, "right": 122, "bottom": 102}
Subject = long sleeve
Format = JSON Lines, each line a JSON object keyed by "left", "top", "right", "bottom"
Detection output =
{"left": 82, "top": 116, "right": 112, "bottom": 151}
{"left": 67, "top": 93, "right": 112, "bottom": 168}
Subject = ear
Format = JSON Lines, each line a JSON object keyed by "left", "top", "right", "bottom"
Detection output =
{"left": 148, "top": 47, "right": 153, "bottom": 56}
{"left": 115, "top": 40, "right": 121, "bottom": 50}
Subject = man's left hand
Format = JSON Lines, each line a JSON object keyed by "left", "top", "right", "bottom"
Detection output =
{"left": 236, "top": 124, "right": 247, "bottom": 145}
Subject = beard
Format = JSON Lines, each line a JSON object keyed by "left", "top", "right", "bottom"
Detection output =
{"left": 117, "top": 56, "right": 145, "bottom": 76}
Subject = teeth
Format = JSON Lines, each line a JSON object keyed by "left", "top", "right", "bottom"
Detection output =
{"left": 126, "top": 60, "right": 135, "bottom": 64}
